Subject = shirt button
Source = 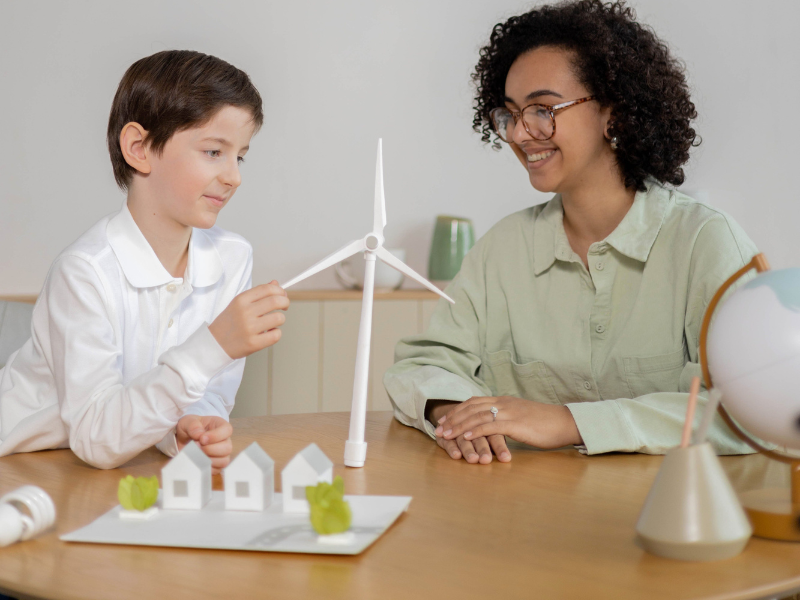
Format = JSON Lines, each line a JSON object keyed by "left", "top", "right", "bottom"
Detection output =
{"left": 595, "top": 324, "right": 605, "bottom": 333}
{"left": 168, "top": 318, "right": 174, "bottom": 328}
{"left": 583, "top": 381, "right": 592, "bottom": 390}
{"left": 595, "top": 262, "right": 604, "bottom": 271}
{"left": 166, "top": 284, "right": 177, "bottom": 292}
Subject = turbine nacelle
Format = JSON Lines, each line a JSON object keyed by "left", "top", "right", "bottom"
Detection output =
{"left": 364, "top": 233, "right": 383, "bottom": 251}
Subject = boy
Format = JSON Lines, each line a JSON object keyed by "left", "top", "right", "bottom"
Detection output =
{"left": 0, "top": 50, "right": 287, "bottom": 471}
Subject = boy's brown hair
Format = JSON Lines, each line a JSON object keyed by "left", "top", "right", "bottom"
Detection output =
{"left": 107, "top": 50, "right": 263, "bottom": 190}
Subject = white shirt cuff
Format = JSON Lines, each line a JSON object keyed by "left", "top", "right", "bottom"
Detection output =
{"left": 155, "top": 428, "right": 179, "bottom": 457}
{"left": 158, "top": 323, "right": 235, "bottom": 401}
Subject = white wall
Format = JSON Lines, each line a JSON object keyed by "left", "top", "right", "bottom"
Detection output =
{"left": 1, "top": 0, "right": 798, "bottom": 295}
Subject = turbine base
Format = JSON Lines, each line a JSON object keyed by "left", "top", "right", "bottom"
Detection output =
{"left": 344, "top": 440, "right": 368, "bottom": 468}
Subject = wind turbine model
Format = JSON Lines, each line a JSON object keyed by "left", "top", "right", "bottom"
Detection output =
{"left": 281, "top": 139, "right": 455, "bottom": 468}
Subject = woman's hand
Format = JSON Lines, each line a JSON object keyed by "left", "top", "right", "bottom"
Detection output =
{"left": 434, "top": 396, "right": 582, "bottom": 452}
{"left": 435, "top": 432, "right": 512, "bottom": 464}
{"left": 428, "top": 401, "right": 511, "bottom": 464}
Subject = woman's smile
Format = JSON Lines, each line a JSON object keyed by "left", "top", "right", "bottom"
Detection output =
{"left": 527, "top": 148, "right": 558, "bottom": 169}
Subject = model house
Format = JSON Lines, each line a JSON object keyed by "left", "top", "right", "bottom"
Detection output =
{"left": 161, "top": 441, "right": 212, "bottom": 510}
{"left": 281, "top": 443, "right": 333, "bottom": 513}
{"left": 223, "top": 442, "right": 274, "bottom": 511}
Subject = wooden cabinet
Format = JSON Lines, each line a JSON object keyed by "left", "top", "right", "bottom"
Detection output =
{"left": 232, "top": 290, "right": 440, "bottom": 417}
{"left": 0, "top": 291, "right": 440, "bottom": 418}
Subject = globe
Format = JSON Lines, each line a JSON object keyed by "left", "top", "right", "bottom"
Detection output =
{"left": 707, "top": 268, "right": 800, "bottom": 450}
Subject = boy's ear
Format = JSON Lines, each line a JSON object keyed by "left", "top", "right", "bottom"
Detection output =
{"left": 119, "top": 122, "right": 152, "bottom": 175}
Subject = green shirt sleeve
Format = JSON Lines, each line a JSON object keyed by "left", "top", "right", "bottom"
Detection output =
{"left": 384, "top": 237, "right": 491, "bottom": 438}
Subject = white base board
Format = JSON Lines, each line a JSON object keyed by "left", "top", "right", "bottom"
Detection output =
{"left": 61, "top": 491, "right": 411, "bottom": 555}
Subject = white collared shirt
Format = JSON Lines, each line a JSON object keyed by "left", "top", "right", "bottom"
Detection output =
{"left": 0, "top": 203, "right": 252, "bottom": 468}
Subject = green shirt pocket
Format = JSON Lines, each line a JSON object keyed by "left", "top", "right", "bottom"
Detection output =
{"left": 623, "top": 348, "right": 687, "bottom": 398}
{"left": 481, "top": 349, "right": 560, "bottom": 404}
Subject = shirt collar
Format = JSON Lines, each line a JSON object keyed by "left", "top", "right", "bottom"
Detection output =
{"left": 532, "top": 195, "right": 570, "bottom": 276}
{"left": 187, "top": 226, "right": 224, "bottom": 288}
{"left": 603, "top": 180, "right": 670, "bottom": 263}
{"left": 107, "top": 203, "right": 223, "bottom": 289}
{"left": 532, "top": 180, "right": 670, "bottom": 275}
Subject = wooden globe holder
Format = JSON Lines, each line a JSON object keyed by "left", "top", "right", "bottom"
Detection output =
{"left": 699, "top": 252, "right": 800, "bottom": 541}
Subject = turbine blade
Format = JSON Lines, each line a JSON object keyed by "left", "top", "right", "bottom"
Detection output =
{"left": 375, "top": 247, "right": 455, "bottom": 304}
{"left": 282, "top": 239, "right": 365, "bottom": 289}
{"left": 373, "top": 139, "right": 387, "bottom": 236}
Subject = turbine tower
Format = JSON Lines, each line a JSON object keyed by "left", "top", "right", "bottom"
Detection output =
{"left": 281, "top": 139, "right": 455, "bottom": 467}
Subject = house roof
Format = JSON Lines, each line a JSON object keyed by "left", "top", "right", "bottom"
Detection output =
{"left": 164, "top": 440, "right": 211, "bottom": 474}
{"left": 294, "top": 443, "right": 332, "bottom": 475}
{"left": 228, "top": 442, "right": 274, "bottom": 473}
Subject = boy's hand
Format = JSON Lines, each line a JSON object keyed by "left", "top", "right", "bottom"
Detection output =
{"left": 176, "top": 415, "right": 233, "bottom": 473}
{"left": 209, "top": 280, "right": 289, "bottom": 359}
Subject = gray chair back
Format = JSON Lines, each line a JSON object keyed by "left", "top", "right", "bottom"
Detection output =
{"left": 0, "top": 301, "right": 34, "bottom": 368}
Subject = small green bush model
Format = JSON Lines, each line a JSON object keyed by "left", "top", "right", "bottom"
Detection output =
{"left": 306, "top": 476, "right": 352, "bottom": 535}
{"left": 118, "top": 475, "right": 159, "bottom": 511}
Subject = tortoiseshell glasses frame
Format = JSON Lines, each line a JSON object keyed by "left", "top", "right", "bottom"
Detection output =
{"left": 489, "top": 96, "right": 596, "bottom": 143}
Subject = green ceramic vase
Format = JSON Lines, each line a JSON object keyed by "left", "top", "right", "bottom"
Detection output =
{"left": 428, "top": 215, "right": 475, "bottom": 283}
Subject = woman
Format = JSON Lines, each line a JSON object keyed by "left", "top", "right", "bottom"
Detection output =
{"left": 384, "top": 0, "right": 755, "bottom": 464}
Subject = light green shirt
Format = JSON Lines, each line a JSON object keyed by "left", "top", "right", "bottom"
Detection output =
{"left": 384, "top": 181, "right": 757, "bottom": 455}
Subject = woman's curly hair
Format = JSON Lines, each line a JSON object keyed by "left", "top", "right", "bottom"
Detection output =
{"left": 472, "top": 0, "right": 698, "bottom": 191}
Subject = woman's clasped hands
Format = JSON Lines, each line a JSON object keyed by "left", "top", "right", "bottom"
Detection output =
{"left": 432, "top": 396, "right": 583, "bottom": 464}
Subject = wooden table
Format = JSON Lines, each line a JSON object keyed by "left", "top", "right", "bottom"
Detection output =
{"left": 0, "top": 412, "right": 798, "bottom": 600}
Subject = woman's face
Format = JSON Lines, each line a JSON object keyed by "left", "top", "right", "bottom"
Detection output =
{"left": 503, "top": 46, "right": 613, "bottom": 194}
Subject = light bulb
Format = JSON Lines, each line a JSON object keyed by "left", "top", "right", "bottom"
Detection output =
{"left": 0, "top": 485, "right": 56, "bottom": 546}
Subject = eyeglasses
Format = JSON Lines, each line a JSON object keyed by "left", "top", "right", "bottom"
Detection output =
{"left": 489, "top": 96, "right": 596, "bottom": 143}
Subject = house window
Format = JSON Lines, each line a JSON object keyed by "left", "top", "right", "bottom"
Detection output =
{"left": 293, "top": 486, "right": 308, "bottom": 500}
{"left": 236, "top": 481, "right": 250, "bottom": 498}
{"left": 173, "top": 480, "right": 189, "bottom": 497}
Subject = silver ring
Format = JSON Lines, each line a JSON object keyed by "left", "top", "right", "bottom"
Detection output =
{"left": 490, "top": 406, "right": 499, "bottom": 421}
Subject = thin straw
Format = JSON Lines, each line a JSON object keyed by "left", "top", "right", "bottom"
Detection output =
{"left": 681, "top": 376, "right": 701, "bottom": 448}
{"left": 694, "top": 387, "right": 723, "bottom": 446}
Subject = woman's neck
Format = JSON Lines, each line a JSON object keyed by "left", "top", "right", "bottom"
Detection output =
{"left": 127, "top": 192, "right": 191, "bottom": 279}
{"left": 559, "top": 169, "right": 636, "bottom": 267}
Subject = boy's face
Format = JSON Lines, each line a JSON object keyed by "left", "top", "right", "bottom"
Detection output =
{"left": 146, "top": 105, "right": 256, "bottom": 230}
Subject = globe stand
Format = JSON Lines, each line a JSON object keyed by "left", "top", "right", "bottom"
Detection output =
{"left": 700, "top": 252, "right": 800, "bottom": 541}
{"left": 737, "top": 462, "right": 800, "bottom": 542}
